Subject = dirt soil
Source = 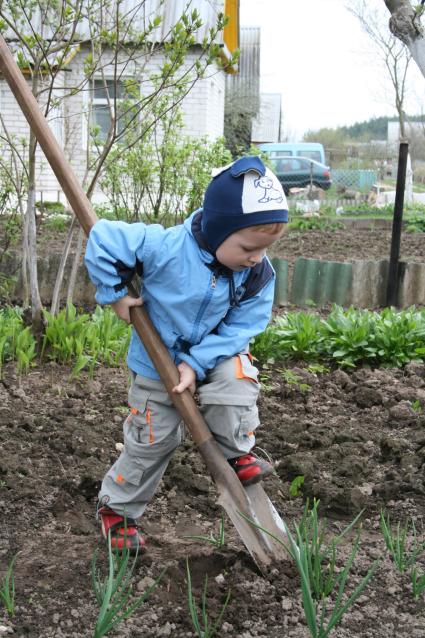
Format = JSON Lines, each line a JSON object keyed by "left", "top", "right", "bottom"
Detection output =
{"left": 5, "top": 216, "right": 422, "bottom": 267}
{"left": 1, "top": 357, "right": 425, "bottom": 638}
{"left": 268, "top": 226, "right": 425, "bottom": 268}
{"left": 1, "top": 223, "right": 425, "bottom": 636}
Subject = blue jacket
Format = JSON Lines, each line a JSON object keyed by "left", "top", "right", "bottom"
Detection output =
{"left": 84, "top": 211, "right": 275, "bottom": 381}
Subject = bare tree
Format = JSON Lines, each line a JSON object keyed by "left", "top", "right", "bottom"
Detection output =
{"left": 0, "top": 0, "right": 86, "bottom": 334}
{"left": 348, "top": 1, "right": 412, "bottom": 138}
{"left": 0, "top": 1, "right": 234, "bottom": 323}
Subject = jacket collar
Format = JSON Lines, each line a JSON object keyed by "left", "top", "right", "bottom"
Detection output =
{"left": 190, "top": 210, "right": 215, "bottom": 259}
{"left": 190, "top": 209, "right": 240, "bottom": 307}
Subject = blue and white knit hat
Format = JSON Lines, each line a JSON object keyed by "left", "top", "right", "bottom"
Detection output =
{"left": 202, "top": 156, "right": 288, "bottom": 252}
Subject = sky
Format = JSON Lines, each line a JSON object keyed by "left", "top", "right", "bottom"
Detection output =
{"left": 240, "top": 0, "right": 425, "bottom": 140}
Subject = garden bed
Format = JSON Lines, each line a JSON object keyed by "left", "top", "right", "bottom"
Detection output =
{"left": 1, "top": 358, "right": 424, "bottom": 637}
{"left": 268, "top": 226, "right": 425, "bottom": 268}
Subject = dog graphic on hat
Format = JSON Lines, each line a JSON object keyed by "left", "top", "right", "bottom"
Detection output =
{"left": 253, "top": 175, "right": 284, "bottom": 204}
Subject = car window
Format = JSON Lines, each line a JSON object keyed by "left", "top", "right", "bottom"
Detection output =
{"left": 299, "top": 151, "right": 321, "bottom": 162}
{"left": 272, "top": 158, "right": 299, "bottom": 172}
{"left": 285, "top": 159, "right": 303, "bottom": 171}
{"left": 270, "top": 151, "right": 292, "bottom": 158}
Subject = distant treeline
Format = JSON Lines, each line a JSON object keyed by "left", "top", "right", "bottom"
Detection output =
{"left": 304, "top": 115, "right": 425, "bottom": 143}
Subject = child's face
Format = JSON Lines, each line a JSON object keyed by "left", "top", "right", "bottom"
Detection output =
{"left": 216, "top": 225, "right": 286, "bottom": 272}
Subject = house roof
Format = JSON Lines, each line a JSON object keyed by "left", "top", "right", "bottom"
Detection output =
{"left": 3, "top": 0, "right": 239, "bottom": 72}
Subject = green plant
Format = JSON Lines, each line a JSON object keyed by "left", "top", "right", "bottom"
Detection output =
{"left": 0, "top": 307, "right": 37, "bottom": 378}
{"left": 99, "top": 107, "right": 231, "bottom": 225}
{"left": 322, "top": 306, "right": 425, "bottom": 369}
{"left": 280, "top": 368, "right": 311, "bottom": 393}
{"left": 404, "top": 210, "right": 425, "bottom": 233}
{"left": 288, "top": 217, "right": 343, "bottom": 232}
{"left": 43, "top": 214, "right": 70, "bottom": 232}
{"left": 289, "top": 475, "right": 305, "bottom": 498}
{"left": 92, "top": 528, "right": 162, "bottom": 638}
{"left": 242, "top": 504, "right": 379, "bottom": 638}
{"left": 411, "top": 567, "right": 425, "bottom": 600}
{"left": 186, "top": 559, "right": 231, "bottom": 638}
{"left": 0, "top": 554, "right": 17, "bottom": 618}
{"left": 411, "top": 399, "right": 423, "bottom": 414}
{"left": 252, "top": 305, "right": 425, "bottom": 369}
{"left": 250, "top": 327, "right": 282, "bottom": 363}
{"left": 184, "top": 514, "right": 226, "bottom": 548}
{"left": 307, "top": 363, "right": 330, "bottom": 375}
{"left": 273, "top": 311, "right": 322, "bottom": 361}
{"left": 41, "top": 304, "right": 131, "bottom": 377}
{"left": 35, "top": 200, "right": 66, "bottom": 216}
{"left": 297, "top": 500, "right": 365, "bottom": 602}
{"left": 258, "top": 371, "right": 275, "bottom": 393}
{"left": 0, "top": 272, "right": 18, "bottom": 304}
{"left": 380, "top": 511, "right": 425, "bottom": 573}
{"left": 320, "top": 306, "right": 377, "bottom": 368}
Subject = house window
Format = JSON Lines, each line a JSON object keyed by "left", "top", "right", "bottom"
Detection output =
{"left": 91, "top": 78, "right": 136, "bottom": 140}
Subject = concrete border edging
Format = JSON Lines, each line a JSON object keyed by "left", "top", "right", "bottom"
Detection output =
{"left": 290, "top": 257, "right": 352, "bottom": 307}
{"left": 271, "top": 256, "right": 425, "bottom": 308}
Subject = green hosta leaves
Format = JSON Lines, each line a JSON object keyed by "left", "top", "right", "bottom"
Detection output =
{"left": 252, "top": 305, "right": 425, "bottom": 369}
{"left": 42, "top": 304, "right": 131, "bottom": 376}
{"left": 1, "top": 304, "right": 131, "bottom": 378}
{"left": 0, "top": 308, "right": 36, "bottom": 377}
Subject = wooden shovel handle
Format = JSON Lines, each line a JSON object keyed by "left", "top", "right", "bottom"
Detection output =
{"left": 0, "top": 34, "right": 212, "bottom": 448}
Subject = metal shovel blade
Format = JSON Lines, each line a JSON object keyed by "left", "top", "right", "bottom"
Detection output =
{"left": 244, "top": 483, "right": 289, "bottom": 560}
{"left": 217, "top": 482, "right": 288, "bottom": 567}
{"left": 200, "top": 438, "right": 288, "bottom": 569}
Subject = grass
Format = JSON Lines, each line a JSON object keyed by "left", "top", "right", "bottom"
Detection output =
{"left": 380, "top": 511, "right": 425, "bottom": 601}
{"left": 242, "top": 502, "right": 380, "bottom": 638}
{"left": 92, "top": 528, "right": 163, "bottom": 638}
{"left": 184, "top": 514, "right": 226, "bottom": 548}
{"left": 0, "top": 554, "right": 17, "bottom": 618}
{"left": 186, "top": 559, "right": 231, "bottom": 638}
{"left": 411, "top": 567, "right": 425, "bottom": 600}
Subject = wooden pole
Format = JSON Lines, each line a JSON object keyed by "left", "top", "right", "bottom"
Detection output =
{"left": 386, "top": 141, "right": 408, "bottom": 307}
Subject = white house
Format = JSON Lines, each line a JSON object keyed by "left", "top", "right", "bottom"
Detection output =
{"left": 0, "top": 0, "right": 239, "bottom": 203}
{"left": 251, "top": 93, "right": 282, "bottom": 144}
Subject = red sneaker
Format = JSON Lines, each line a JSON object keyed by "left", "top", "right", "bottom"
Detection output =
{"left": 229, "top": 452, "right": 274, "bottom": 486}
{"left": 98, "top": 506, "right": 146, "bottom": 553}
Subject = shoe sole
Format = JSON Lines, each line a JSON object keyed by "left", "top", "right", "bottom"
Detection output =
{"left": 240, "top": 467, "right": 274, "bottom": 487}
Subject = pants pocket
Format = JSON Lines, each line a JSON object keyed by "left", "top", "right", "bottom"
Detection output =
{"left": 235, "top": 354, "right": 259, "bottom": 385}
{"left": 111, "top": 452, "right": 145, "bottom": 486}
{"left": 128, "top": 383, "right": 150, "bottom": 414}
{"left": 237, "top": 404, "right": 260, "bottom": 439}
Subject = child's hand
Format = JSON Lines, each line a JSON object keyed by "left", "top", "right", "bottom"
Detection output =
{"left": 111, "top": 295, "right": 143, "bottom": 324}
{"left": 172, "top": 361, "right": 196, "bottom": 395}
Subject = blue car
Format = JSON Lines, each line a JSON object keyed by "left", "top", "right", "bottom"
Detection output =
{"left": 268, "top": 155, "right": 332, "bottom": 195}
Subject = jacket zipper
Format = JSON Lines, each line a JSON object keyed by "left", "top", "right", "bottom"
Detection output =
{"left": 189, "top": 271, "right": 219, "bottom": 343}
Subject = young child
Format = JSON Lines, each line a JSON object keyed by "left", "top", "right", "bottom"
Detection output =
{"left": 85, "top": 155, "right": 288, "bottom": 551}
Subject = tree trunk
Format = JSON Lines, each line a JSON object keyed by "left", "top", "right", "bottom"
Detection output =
{"left": 50, "top": 215, "right": 76, "bottom": 314}
{"left": 66, "top": 225, "right": 84, "bottom": 307}
{"left": 21, "top": 203, "right": 29, "bottom": 306}
{"left": 384, "top": 0, "right": 425, "bottom": 77}
{"left": 26, "top": 130, "right": 43, "bottom": 335}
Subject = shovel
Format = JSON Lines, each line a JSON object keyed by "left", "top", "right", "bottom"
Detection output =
{"left": 0, "top": 34, "right": 288, "bottom": 570}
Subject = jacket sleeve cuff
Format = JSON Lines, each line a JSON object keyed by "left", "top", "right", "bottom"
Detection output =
{"left": 178, "top": 353, "right": 207, "bottom": 381}
{"left": 95, "top": 285, "right": 128, "bottom": 305}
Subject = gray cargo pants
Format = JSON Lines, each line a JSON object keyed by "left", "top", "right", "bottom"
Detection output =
{"left": 99, "top": 354, "right": 260, "bottom": 518}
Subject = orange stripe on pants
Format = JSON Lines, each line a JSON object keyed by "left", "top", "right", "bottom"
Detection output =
{"left": 146, "top": 408, "right": 154, "bottom": 444}
{"left": 235, "top": 356, "right": 258, "bottom": 383}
